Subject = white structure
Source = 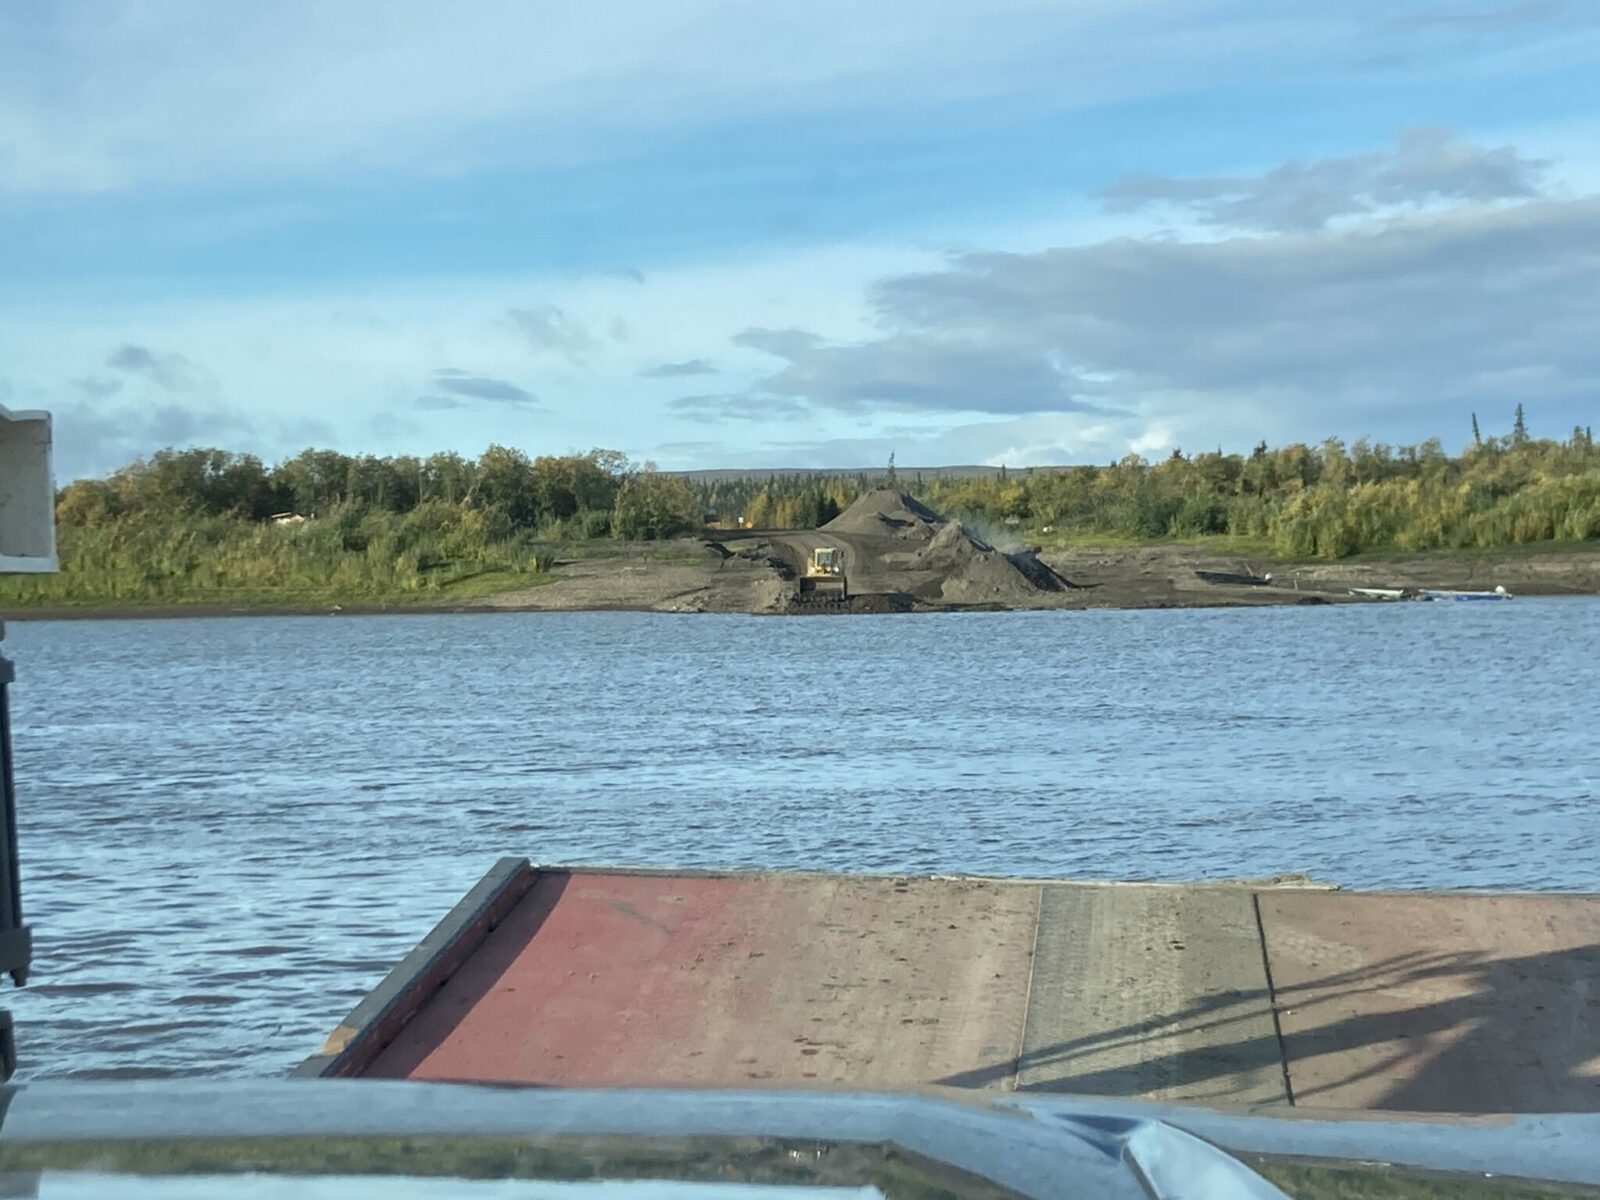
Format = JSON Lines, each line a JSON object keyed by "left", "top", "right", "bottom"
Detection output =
{"left": 0, "top": 406, "right": 56, "bottom": 573}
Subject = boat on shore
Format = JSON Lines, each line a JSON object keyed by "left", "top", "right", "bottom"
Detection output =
{"left": 1194, "top": 569, "right": 1272, "bottom": 586}
{"left": 1417, "top": 586, "right": 1513, "bottom": 601}
{"left": 1350, "top": 584, "right": 1513, "bottom": 602}
{"left": 1350, "top": 585, "right": 1510, "bottom": 601}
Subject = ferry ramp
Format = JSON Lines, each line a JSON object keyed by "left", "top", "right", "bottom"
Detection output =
{"left": 297, "top": 861, "right": 1600, "bottom": 1114}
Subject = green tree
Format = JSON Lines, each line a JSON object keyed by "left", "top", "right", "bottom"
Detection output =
{"left": 612, "top": 469, "right": 701, "bottom": 539}
{"left": 473, "top": 445, "right": 538, "bottom": 527}
{"left": 421, "top": 452, "right": 474, "bottom": 504}
{"left": 275, "top": 449, "right": 353, "bottom": 514}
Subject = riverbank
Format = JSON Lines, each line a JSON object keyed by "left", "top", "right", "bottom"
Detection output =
{"left": 8, "top": 538, "right": 1598, "bottom": 621}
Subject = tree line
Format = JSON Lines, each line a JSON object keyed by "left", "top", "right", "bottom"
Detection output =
{"left": 5, "top": 446, "right": 704, "bottom": 606}
{"left": 731, "top": 414, "right": 1600, "bottom": 558}
{"left": 55, "top": 445, "right": 702, "bottom": 541}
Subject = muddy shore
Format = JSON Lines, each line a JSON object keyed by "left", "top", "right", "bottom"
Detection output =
{"left": 7, "top": 539, "right": 1598, "bottom": 621}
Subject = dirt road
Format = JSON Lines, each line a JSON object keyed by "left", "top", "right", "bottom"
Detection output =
{"left": 473, "top": 540, "right": 791, "bottom": 614}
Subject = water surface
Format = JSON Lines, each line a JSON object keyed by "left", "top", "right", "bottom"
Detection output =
{"left": 3, "top": 602, "right": 1597, "bottom": 1079}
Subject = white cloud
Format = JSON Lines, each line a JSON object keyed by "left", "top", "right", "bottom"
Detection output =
{"left": 505, "top": 307, "right": 594, "bottom": 363}
{"left": 0, "top": 237, "right": 939, "bottom": 478}
{"left": 425, "top": 370, "right": 538, "bottom": 407}
{"left": 676, "top": 410, "right": 1169, "bottom": 471}
{"left": 0, "top": 2, "right": 1365, "bottom": 194}
{"left": 7, "top": 97, "right": 1600, "bottom": 478}
{"left": 16, "top": 168, "right": 1600, "bottom": 478}
{"left": 868, "top": 196, "right": 1600, "bottom": 415}
{"left": 644, "top": 137, "right": 1600, "bottom": 463}
{"left": 1098, "top": 128, "right": 1548, "bottom": 231}
{"left": 104, "top": 344, "right": 202, "bottom": 391}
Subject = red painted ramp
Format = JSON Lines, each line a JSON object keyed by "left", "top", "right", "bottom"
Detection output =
{"left": 300, "top": 861, "right": 1600, "bottom": 1111}
{"left": 356, "top": 868, "right": 1039, "bottom": 1089}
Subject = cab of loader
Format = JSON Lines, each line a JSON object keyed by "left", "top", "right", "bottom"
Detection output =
{"left": 810, "top": 547, "right": 842, "bottom": 576}
{"left": 798, "top": 545, "right": 846, "bottom": 599}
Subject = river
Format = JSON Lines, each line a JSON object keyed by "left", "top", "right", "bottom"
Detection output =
{"left": 2, "top": 601, "right": 1597, "bottom": 1080}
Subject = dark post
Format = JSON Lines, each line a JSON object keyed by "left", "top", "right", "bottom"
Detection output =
{"left": 0, "top": 405, "right": 53, "bottom": 1080}
{"left": 0, "top": 621, "right": 29, "bottom": 1080}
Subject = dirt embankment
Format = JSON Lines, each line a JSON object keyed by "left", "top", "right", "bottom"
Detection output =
{"left": 12, "top": 511, "right": 1598, "bottom": 621}
{"left": 1040, "top": 543, "right": 1600, "bottom": 609}
{"left": 468, "top": 529, "right": 1600, "bottom": 617}
{"left": 472, "top": 539, "right": 790, "bottom": 614}
{"left": 764, "top": 488, "right": 1074, "bottom": 610}
{"left": 468, "top": 489, "right": 1075, "bottom": 615}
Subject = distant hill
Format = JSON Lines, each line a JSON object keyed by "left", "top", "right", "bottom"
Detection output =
{"left": 669, "top": 464, "right": 1074, "bottom": 483}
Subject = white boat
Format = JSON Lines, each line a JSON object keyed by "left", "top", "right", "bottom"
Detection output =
{"left": 1349, "top": 587, "right": 1409, "bottom": 601}
{"left": 1416, "top": 585, "right": 1513, "bottom": 602}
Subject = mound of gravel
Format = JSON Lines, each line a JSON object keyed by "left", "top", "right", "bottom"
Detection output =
{"left": 912, "top": 520, "right": 1039, "bottom": 602}
{"left": 822, "top": 488, "right": 944, "bottom": 540}
{"left": 1006, "top": 547, "right": 1074, "bottom": 592}
{"left": 806, "top": 487, "right": 1066, "bottom": 607}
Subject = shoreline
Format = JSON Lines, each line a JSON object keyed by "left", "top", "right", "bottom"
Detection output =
{"left": 0, "top": 595, "right": 1326, "bottom": 621}
{"left": 6, "top": 586, "right": 1593, "bottom": 624}
{"left": 5, "top": 539, "right": 1598, "bottom": 622}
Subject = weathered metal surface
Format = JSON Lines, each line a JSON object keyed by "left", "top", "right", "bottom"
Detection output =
{"left": 1258, "top": 890, "right": 1600, "bottom": 1112}
{"left": 323, "top": 866, "right": 1600, "bottom": 1114}
{"left": 0, "top": 405, "right": 58, "bottom": 573}
{"left": 1015, "top": 885, "right": 1287, "bottom": 1105}
{"left": 295, "top": 857, "right": 535, "bottom": 1078}
{"left": 363, "top": 870, "right": 1038, "bottom": 1089}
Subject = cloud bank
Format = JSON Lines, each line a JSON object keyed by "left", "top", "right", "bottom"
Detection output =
{"left": 1098, "top": 129, "right": 1547, "bottom": 232}
{"left": 692, "top": 132, "right": 1599, "bottom": 463}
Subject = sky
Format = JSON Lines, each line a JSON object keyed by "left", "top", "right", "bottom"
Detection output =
{"left": 3, "top": 1, "right": 1599, "bottom": 481}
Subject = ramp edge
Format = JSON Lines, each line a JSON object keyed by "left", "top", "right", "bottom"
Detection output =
{"left": 292, "top": 857, "right": 536, "bottom": 1079}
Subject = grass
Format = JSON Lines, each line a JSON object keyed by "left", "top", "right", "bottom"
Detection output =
{"left": 0, "top": 569, "right": 561, "bottom": 611}
{"left": 1248, "top": 1154, "right": 1600, "bottom": 1199}
{"left": 0, "top": 527, "right": 715, "bottom": 614}
{"left": 531, "top": 540, "right": 703, "bottom": 564}
{"left": 1034, "top": 530, "right": 1279, "bottom": 556}
{"left": 1332, "top": 537, "right": 1600, "bottom": 564}
{"left": 1031, "top": 531, "right": 1600, "bottom": 569}
{"left": 0, "top": 504, "right": 572, "bottom": 611}
{"left": 6, "top": 509, "right": 1595, "bottom": 615}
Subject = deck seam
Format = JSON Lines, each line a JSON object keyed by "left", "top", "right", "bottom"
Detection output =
{"left": 1252, "top": 890, "right": 1296, "bottom": 1106}
{"left": 1008, "top": 883, "right": 1046, "bottom": 1092}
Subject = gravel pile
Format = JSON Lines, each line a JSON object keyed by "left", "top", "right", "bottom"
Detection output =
{"left": 821, "top": 489, "right": 1065, "bottom": 604}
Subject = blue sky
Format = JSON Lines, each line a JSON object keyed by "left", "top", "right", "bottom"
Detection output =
{"left": 3, "top": 1, "right": 1599, "bottom": 480}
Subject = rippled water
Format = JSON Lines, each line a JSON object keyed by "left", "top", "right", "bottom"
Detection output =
{"left": 3, "top": 601, "right": 1598, "bottom": 1080}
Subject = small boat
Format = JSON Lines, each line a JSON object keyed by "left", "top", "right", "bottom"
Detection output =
{"left": 1416, "top": 586, "right": 1513, "bottom": 602}
{"left": 1195, "top": 569, "right": 1272, "bottom": 587}
{"left": 1349, "top": 587, "right": 1410, "bottom": 601}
